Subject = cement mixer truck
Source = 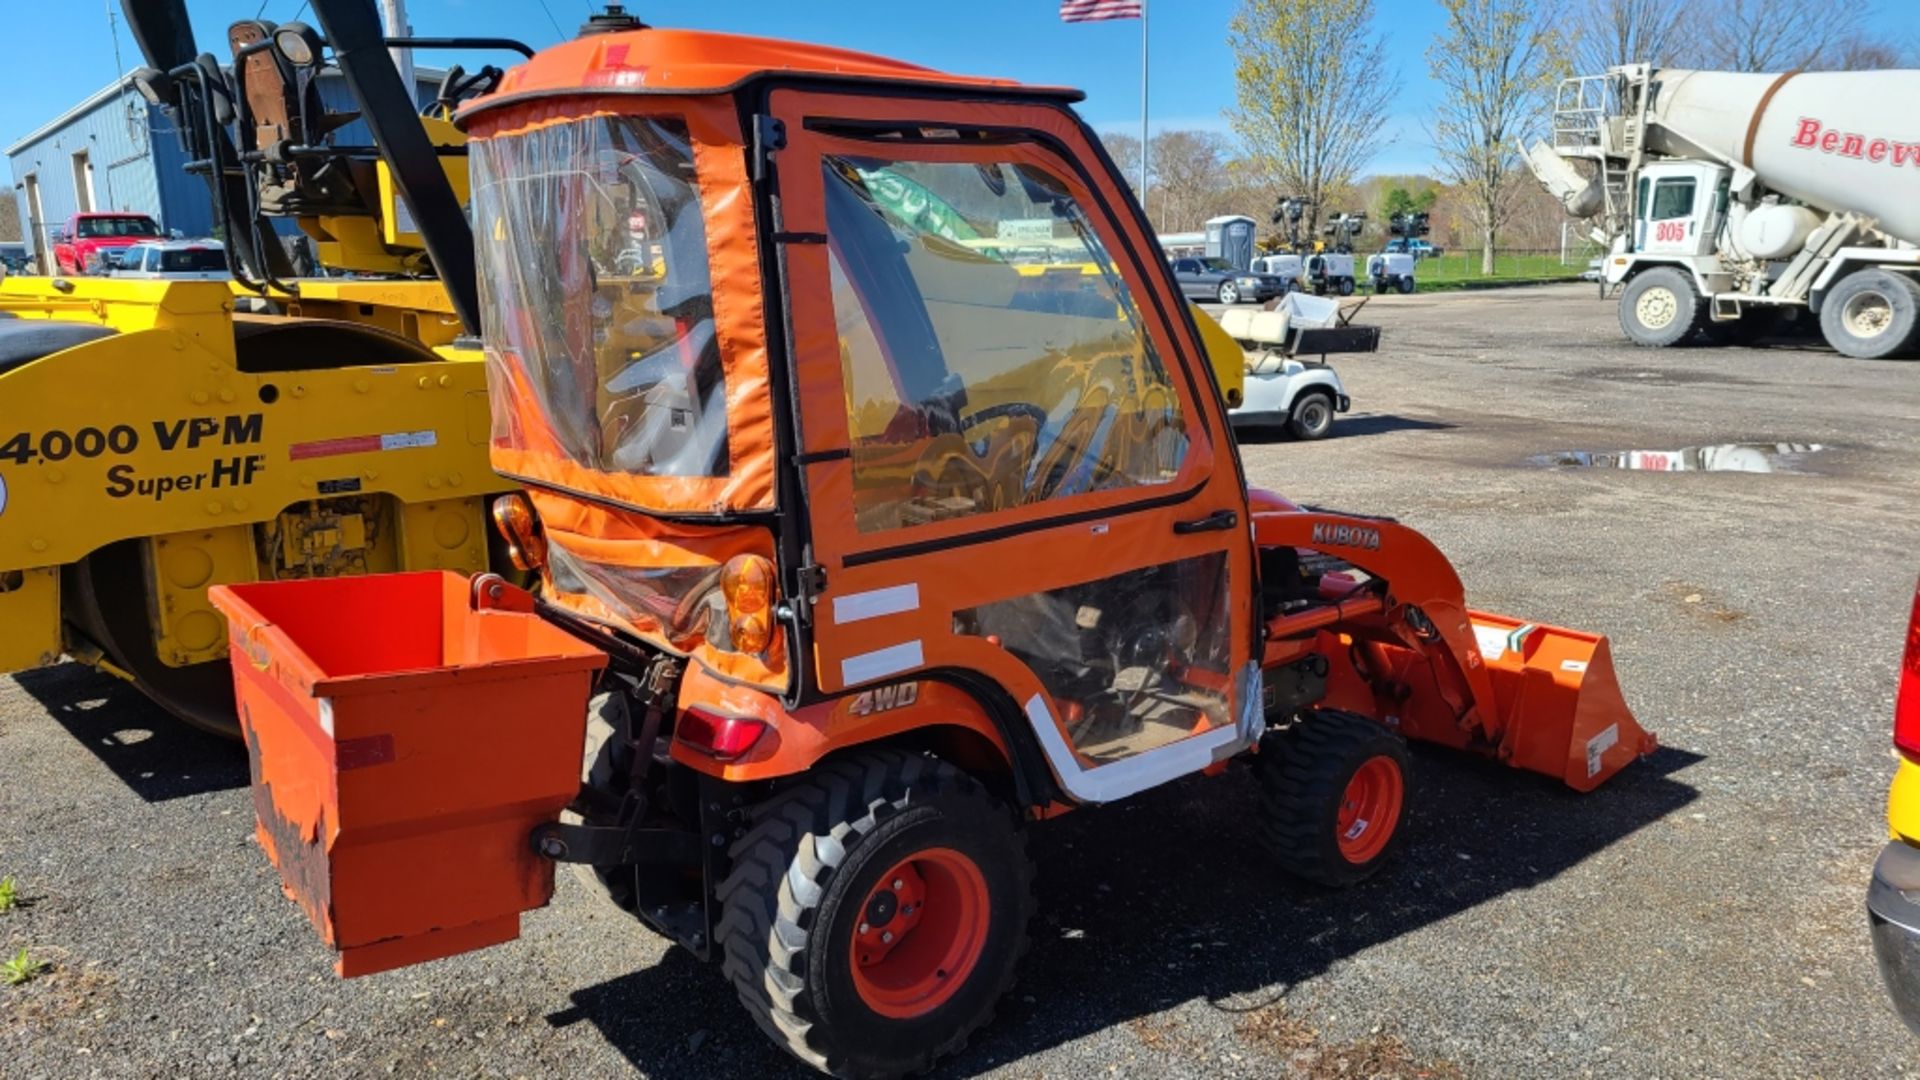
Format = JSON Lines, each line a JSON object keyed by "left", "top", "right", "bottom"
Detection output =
{"left": 1524, "top": 64, "right": 1920, "bottom": 359}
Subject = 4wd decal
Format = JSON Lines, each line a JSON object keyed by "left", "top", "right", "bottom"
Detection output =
{"left": 1311, "top": 521, "right": 1382, "bottom": 551}
{"left": 848, "top": 682, "right": 920, "bottom": 717}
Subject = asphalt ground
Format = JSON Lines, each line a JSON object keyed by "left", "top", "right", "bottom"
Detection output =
{"left": 3, "top": 282, "right": 1918, "bottom": 1077}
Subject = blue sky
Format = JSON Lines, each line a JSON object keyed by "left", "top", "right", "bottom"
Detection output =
{"left": 6, "top": 0, "right": 1919, "bottom": 180}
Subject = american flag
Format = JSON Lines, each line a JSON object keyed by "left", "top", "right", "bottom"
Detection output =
{"left": 1060, "top": 0, "right": 1143, "bottom": 22}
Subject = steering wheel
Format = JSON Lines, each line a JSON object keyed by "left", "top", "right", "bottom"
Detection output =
{"left": 959, "top": 401, "right": 1049, "bottom": 432}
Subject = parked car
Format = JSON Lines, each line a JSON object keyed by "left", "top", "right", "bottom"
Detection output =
{"left": 52, "top": 212, "right": 165, "bottom": 275}
{"left": 1384, "top": 238, "right": 1441, "bottom": 259}
{"left": 1869, "top": 579, "right": 1920, "bottom": 1035}
{"left": 1170, "top": 256, "right": 1290, "bottom": 305}
{"left": 111, "top": 240, "right": 230, "bottom": 280}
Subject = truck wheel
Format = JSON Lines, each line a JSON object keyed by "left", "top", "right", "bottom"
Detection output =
{"left": 1255, "top": 710, "right": 1410, "bottom": 887}
{"left": 1372, "top": 278, "right": 1388, "bottom": 295}
{"left": 1287, "top": 391, "right": 1335, "bottom": 440}
{"left": 1397, "top": 276, "right": 1416, "bottom": 295}
{"left": 1217, "top": 281, "right": 1240, "bottom": 305}
{"left": 1819, "top": 269, "right": 1920, "bottom": 360}
{"left": 1618, "top": 267, "right": 1703, "bottom": 347}
{"left": 717, "top": 750, "right": 1034, "bottom": 1077}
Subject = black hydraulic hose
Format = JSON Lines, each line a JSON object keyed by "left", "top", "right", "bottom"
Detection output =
{"left": 309, "top": 0, "right": 481, "bottom": 335}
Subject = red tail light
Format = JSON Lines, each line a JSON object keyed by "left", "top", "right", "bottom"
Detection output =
{"left": 1897, "top": 580, "right": 1920, "bottom": 759}
{"left": 677, "top": 707, "right": 767, "bottom": 761}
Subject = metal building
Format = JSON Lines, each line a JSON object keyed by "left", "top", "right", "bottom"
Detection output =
{"left": 7, "top": 69, "right": 444, "bottom": 271}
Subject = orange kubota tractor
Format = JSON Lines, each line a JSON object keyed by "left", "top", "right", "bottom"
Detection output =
{"left": 209, "top": 10, "right": 1656, "bottom": 1078}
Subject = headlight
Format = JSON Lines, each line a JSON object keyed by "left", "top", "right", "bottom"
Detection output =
{"left": 1237, "top": 276, "right": 1260, "bottom": 287}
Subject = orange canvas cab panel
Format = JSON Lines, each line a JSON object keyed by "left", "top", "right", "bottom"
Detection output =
{"left": 206, "top": 572, "right": 607, "bottom": 977}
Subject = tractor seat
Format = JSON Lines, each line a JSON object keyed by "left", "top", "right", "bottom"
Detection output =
{"left": 0, "top": 319, "right": 116, "bottom": 376}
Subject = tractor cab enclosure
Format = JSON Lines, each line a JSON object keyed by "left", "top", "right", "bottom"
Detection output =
{"left": 462, "top": 29, "right": 1259, "bottom": 784}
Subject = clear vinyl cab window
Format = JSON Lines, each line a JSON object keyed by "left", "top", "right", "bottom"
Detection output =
{"left": 823, "top": 155, "right": 1191, "bottom": 534}
{"left": 472, "top": 114, "right": 729, "bottom": 486}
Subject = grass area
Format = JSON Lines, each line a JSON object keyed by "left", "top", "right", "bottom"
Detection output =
{"left": 1414, "top": 250, "right": 1595, "bottom": 286}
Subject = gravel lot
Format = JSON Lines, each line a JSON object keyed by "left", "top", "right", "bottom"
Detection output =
{"left": 3, "top": 282, "right": 1917, "bottom": 1077}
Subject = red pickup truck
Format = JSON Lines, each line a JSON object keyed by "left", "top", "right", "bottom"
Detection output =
{"left": 53, "top": 212, "right": 165, "bottom": 275}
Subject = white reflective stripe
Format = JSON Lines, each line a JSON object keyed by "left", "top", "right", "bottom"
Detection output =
{"left": 840, "top": 641, "right": 924, "bottom": 686}
{"left": 832, "top": 583, "right": 921, "bottom": 625}
{"left": 1022, "top": 693, "right": 1244, "bottom": 806}
{"left": 317, "top": 698, "right": 336, "bottom": 738}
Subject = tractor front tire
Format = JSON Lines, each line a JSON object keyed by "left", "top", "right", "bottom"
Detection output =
{"left": 717, "top": 751, "right": 1034, "bottom": 1078}
{"left": 1255, "top": 710, "right": 1411, "bottom": 887}
{"left": 1618, "top": 266, "right": 1703, "bottom": 347}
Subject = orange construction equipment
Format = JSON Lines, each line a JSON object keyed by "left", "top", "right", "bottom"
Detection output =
{"left": 218, "top": 9, "right": 1655, "bottom": 1078}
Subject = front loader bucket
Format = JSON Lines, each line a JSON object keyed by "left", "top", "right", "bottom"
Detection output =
{"left": 1468, "top": 612, "right": 1656, "bottom": 792}
{"left": 208, "top": 572, "right": 605, "bottom": 977}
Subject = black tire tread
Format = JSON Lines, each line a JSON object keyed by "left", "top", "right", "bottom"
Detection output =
{"left": 563, "top": 692, "right": 644, "bottom": 916}
{"left": 1288, "top": 390, "right": 1335, "bottom": 441}
{"left": 1819, "top": 269, "right": 1920, "bottom": 360}
{"left": 1619, "top": 267, "right": 1703, "bottom": 348}
{"left": 1255, "top": 709, "right": 1409, "bottom": 887}
{"left": 715, "top": 749, "right": 1033, "bottom": 1079}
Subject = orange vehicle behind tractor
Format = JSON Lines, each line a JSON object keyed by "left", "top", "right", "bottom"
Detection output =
{"left": 208, "top": 8, "right": 1656, "bottom": 1077}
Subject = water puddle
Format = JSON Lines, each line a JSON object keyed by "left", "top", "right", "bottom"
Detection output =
{"left": 1527, "top": 442, "right": 1829, "bottom": 474}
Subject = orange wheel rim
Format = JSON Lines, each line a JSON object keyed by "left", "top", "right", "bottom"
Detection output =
{"left": 849, "top": 847, "right": 990, "bottom": 1019}
{"left": 1335, "top": 756, "right": 1404, "bottom": 864}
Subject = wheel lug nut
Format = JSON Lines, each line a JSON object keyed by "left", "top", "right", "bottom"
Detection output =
{"left": 858, "top": 922, "right": 870, "bottom": 934}
{"left": 892, "top": 879, "right": 904, "bottom": 890}
{"left": 881, "top": 931, "right": 894, "bottom": 943}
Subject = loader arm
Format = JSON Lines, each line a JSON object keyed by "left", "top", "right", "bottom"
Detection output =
{"left": 1254, "top": 507, "right": 1501, "bottom": 737}
{"left": 1253, "top": 505, "right": 1655, "bottom": 791}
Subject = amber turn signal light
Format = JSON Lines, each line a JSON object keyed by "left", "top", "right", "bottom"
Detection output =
{"left": 490, "top": 494, "right": 548, "bottom": 571}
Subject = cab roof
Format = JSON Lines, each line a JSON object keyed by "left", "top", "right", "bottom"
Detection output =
{"left": 459, "top": 27, "right": 1082, "bottom": 125}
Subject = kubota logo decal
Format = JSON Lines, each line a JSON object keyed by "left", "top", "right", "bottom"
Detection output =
{"left": 1311, "top": 522, "right": 1382, "bottom": 550}
{"left": 1790, "top": 117, "right": 1920, "bottom": 167}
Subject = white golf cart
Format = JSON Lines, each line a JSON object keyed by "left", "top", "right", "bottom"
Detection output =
{"left": 1221, "top": 293, "right": 1379, "bottom": 440}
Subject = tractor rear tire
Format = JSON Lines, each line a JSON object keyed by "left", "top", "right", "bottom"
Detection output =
{"left": 560, "top": 691, "right": 658, "bottom": 929}
{"left": 1255, "top": 710, "right": 1411, "bottom": 887}
{"left": 1819, "top": 269, "right": 1920, "bottom": 360}
{"left": 1618, "top": 267, "right": 1703, "bottom": 348}
{"left": 716, "top": 750, "right": 1033, "bottom": 1078}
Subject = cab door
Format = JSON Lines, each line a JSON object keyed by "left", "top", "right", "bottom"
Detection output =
{"left": 1637, "top": 165, "right": 1718, "bottom": 257}
{"left": 766, "top": 88, "right": 1257, "bottom": 805}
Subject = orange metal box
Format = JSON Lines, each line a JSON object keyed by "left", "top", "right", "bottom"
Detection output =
{"left": 208, "top": 571, "right": 606, "bottom": 977}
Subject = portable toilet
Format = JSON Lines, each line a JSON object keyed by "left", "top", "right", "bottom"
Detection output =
{"left": 1205, "top": 215, "right": 1258, "bottom": 271}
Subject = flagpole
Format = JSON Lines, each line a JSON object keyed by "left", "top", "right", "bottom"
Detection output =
{"left": 1138, "top": 0, "right": 1149, "bottom": 208}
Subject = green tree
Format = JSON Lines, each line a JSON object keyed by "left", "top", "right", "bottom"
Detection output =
{"left": 1228, "top": 0, "right": 1397, "bottom": 238}
{"left": 1429, "top": 0, "right": 1562, "bottom": 274}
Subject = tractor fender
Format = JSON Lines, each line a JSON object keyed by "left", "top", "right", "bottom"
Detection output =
{"left": 670, "top": 660, "right": 1063, "bottom": 809}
